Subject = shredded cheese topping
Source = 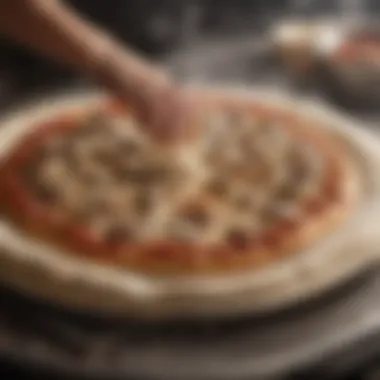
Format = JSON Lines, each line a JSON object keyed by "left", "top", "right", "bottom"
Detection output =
{"left": 27, "top": 109, "right": 327, "bottom": 248}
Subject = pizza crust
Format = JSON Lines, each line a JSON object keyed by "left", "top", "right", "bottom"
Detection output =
{"left": 0, "top": 91, "right": 359, "bottom": 273}
{"left": 0, "top": 88, "right": 379, "bottom": 320}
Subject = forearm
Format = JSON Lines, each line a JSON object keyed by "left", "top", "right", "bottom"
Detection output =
{"left": 0, "top": 0, "right": 166, "bottom": 94}
{"left": 0, "top": 0, "right": 183, "bottom": 142}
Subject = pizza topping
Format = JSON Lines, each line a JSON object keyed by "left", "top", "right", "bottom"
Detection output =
{"left": 23, "top": 160, "right": 59, "bottom": 205}
{"left": 206, "top": 112, "right": 231, "bottom": 138}
{"left": 33, "top": 182, "right": 58, "bottom": 204}
{"left": 225, "top": 227, "right": 251, "bottom": 250}
{"left": 276, "top": 182, "right": 297, "bottom": 200}
{"left": 21, "top": 115, "right": 197, "bottom": 243}
{"left": 206, "top": 177, "right": 229, "bottom": 197}
{"left": 291, "top": 144, "right": 323, "bottom": 179}
{"left": 234, "top": 193, "right": 253, "bottom": 210}
{"left": 88, "top": 216, "right": 110, "bottom": 238}
{"left": 168, "top": 224, "right": 197, "bottom": 243}
{"left": 134, "top": 191, "right": 154, "bottom": 216}
{"left": 305, "top": 197, "right": 325, "bottom": 214}
{"left": 105, "top": 225, "right": 132, "bottom": 245}
{"left": 2, "top": 98, "right": 356, "bottom": 274}
{"left": 119, "top": 167, "right": 153, "bottom": 185}
{"left": 261, "top": 201, "right": 300, "bottom": 227}
{"left": 180, "top": 205, "right": 210, "bottom": 227}
{"left": 289, "top": 156, "right": 309, "bottom": 184}
{"left": 118, "top": 140, "right": 140, "bottom": 157}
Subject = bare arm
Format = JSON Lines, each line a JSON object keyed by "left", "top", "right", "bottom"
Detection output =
{"left": 0, "top": 0, "right": 190, "bottom": 142}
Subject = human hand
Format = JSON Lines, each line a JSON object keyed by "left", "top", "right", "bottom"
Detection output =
{"left": 131, "top": 75, "right": 199, "bottom": 144}
{"left": 0, "top": 0, "right": 199, "bottom": 144}
{"left": 94, "top": 48, "right": 198, "bottom": 144}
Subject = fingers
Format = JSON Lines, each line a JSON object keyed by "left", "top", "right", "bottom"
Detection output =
{"left": 157, "top": 88, "right": 188, "bottom": 143}
{"left": 133, "top": 79, "right": 179, "bottom": 143}
{"left": 156, "top": 90, "right": 200, "bottom": 145}
{"left": 89, "top": 38, "right": 198, "bottom": 145}
{"left": 99, "top": 55, "right": 198, "bottom": 145}
{"left": 135, "top": 82, "right": 198, "bottom": 145}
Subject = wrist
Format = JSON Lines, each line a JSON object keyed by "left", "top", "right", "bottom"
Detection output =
{"left": 93, "top": 41, "right": 174, "bottom": 101}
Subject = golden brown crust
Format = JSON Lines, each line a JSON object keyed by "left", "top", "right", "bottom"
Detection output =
{"left": 0, "top": 95, "right": 360, "bottom": 275}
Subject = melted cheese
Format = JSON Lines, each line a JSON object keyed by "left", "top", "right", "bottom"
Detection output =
{"left": 30, "top": 108, "right": 327, "bottom": 247}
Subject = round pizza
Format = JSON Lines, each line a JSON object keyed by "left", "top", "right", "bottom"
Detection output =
{"left": 0, "top": 89, "right": 375, "bottom": 319}
{"left": 0, "top": 93, "right": 359, "bottom": 274}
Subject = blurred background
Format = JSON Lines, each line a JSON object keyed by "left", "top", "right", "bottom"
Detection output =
{"left": 1, "top": 1, "right": 380, "bottom": 380}
{"left": 0, "top": 0, "right": 380, "bottom": 117}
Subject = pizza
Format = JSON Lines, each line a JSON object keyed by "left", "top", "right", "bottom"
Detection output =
{"left": 333, "top": 32, "right": 380, "bottom": 64}
{"left": 0, "top": 92, "right": 360, "bottom": 277}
